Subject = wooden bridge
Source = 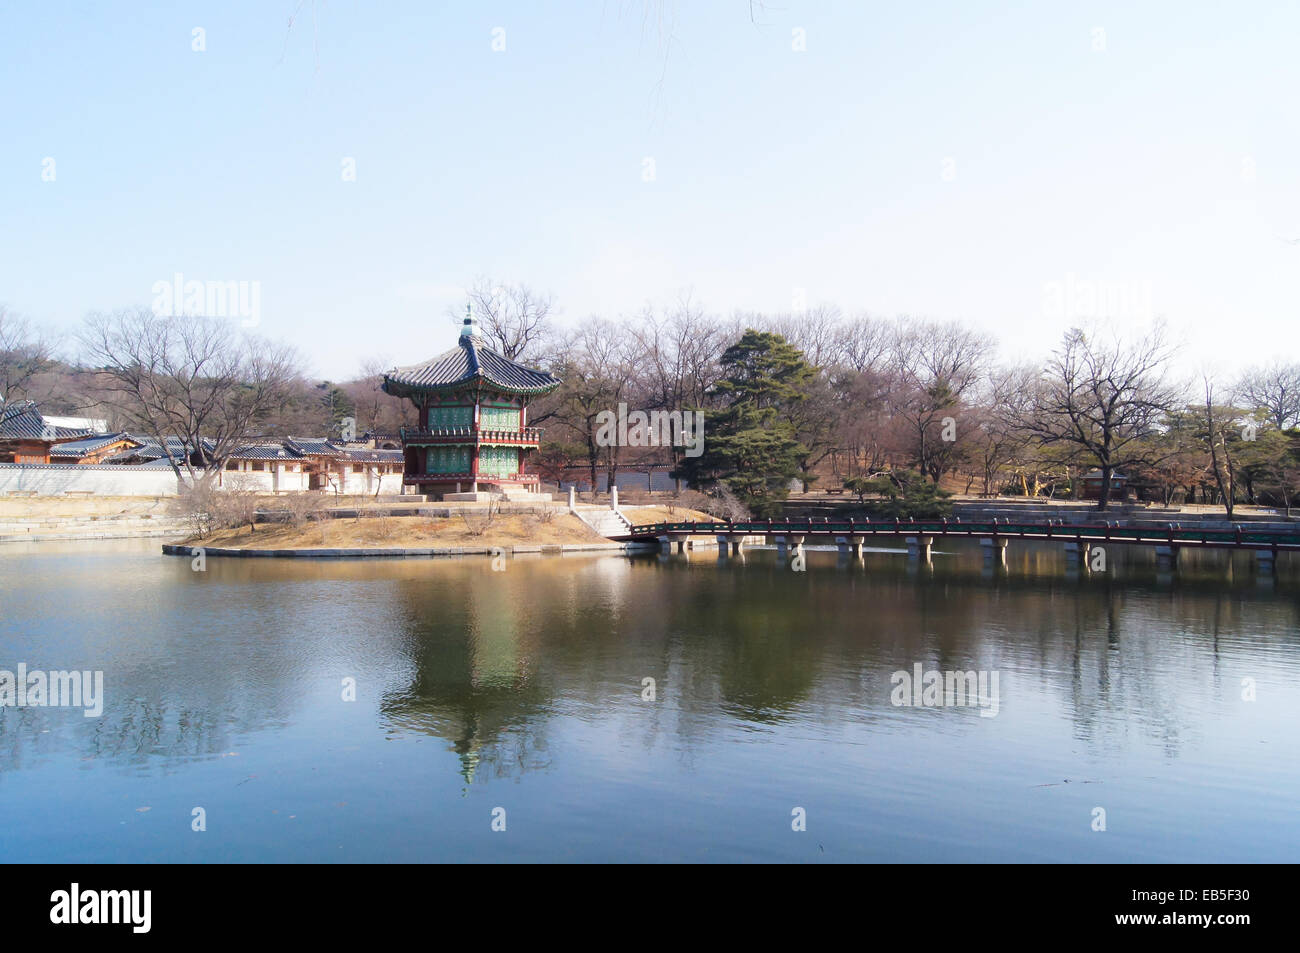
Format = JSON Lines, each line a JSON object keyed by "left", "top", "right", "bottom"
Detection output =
{"left": 623, "top": 517, "right": 1299, "bottom": 572}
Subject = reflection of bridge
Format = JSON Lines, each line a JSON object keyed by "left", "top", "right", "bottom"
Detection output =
{"left": 623, "top": 518, "right": 1299, "bottom": 573}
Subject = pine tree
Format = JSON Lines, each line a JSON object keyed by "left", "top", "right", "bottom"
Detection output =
{"left": 677, "top": 330, "right": 813, "bottom": 517}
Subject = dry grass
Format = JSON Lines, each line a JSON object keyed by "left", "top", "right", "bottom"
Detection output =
{"left": 621, "top": 505, "right": 715, "bottom": 523}
{"left": 189, "top": 512, "right": 608, "bottom": 549}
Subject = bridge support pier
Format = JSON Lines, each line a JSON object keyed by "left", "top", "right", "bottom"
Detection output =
{"left": 1064, "top": 541, "right": 1091, "bottom": 570}
{"left": 1156, "top": 544, "right": 1179, "bottom": 570}
{"left": 835, "top": 536, "right": 864, "bottom": 559}
{"left": 980, "top": 537, "right": 1007, "bottom": 568}
{"left": 774, "top": 535, "right": 804, "bottom": 560}
{"left": 1256, "top": 548, "right": 1276, "bottom": 575}
{"left": 658, "top": 535, "right": 689, "bottom": 555}
{"left": 906, "top": 535, "right": 933, "bottom": 564}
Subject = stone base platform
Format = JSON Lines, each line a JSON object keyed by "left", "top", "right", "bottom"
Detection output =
{"left": 441, "top": 490, "right": 553, "bottom": 503}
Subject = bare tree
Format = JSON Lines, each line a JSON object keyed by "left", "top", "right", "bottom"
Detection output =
{"left": 889, "top": 316, "right": 995, "bottom": 483}
{"left": 1202, "top": 375, "right": 1240, "bottom": 518}
{"left": 755, "top": 304, "right": 843, "bottom": 370}
{"left": 455, "top": 278, "right": 556, "bottom": 361}
{"left": 344, "top": 357, "right": 414, "bottom": 435}
{"left": 969, "top": 364, "right": 1037, "bottom": 496}
{"left": 834, "top": 311, "right": 892, "bottom": 373}
{"left": 80, "top": 309, "right": 302, "bottom": 483}
{"left": 549, "top": 319, "right": 634, "bottom": 494}
{"left": 1236, "top": 361, "right": 1300, "bottom": 430}
{"left": 625, "top": 295, "right": 727, "bottom": 488}
{"left": 0, "top": 305, "right": 55, "bottom": 401}
{"left": 1023, "top": 324, "right": 1183, "bottom": 510}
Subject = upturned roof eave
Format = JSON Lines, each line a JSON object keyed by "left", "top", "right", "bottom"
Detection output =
{"left": 382, "top": 372, "right": 560, "bottom": 398}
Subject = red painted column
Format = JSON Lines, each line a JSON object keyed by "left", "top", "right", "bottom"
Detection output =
{"left": 472, "top": 398, "right": 481, "bottom": 487}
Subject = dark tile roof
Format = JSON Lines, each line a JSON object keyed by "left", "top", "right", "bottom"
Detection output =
{"left": 383, "top": 336, "right": 560, "bottom": 397}
{"left": 0, "top": 400, "right": 93, "bottom": 441}
{"left": 128, "top": 435, "right": 216, "bottom": 456}
{"left": 104, "top": 444, "right": 167, "bottom": 463}
{"left": 229, "top": 444, "right": 303, "bottom": 461}
{"left": 48, "top": 433, "right": 139, "bottom": 457}
{"left": 333, "top": 448, "right": 405, "bottom": 463}
{"left": 286, "top": 437, "right": 341, "bottom": 456}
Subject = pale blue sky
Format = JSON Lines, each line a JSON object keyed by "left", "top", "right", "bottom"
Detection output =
{"left": 2, "top": 1, "right": 1297, "bottom": 379}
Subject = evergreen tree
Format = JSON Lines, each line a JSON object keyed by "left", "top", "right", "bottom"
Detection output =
{"left": 677, "top": 330, "right": 814, "bottom": 517}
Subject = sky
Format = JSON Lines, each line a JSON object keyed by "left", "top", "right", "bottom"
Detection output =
{"left": 2, "top": 0, "right": 1298, "bottom": 380}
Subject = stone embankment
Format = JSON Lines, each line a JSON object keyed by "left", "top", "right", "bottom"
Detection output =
{"left": 0, "top": 512, "right": 190, "bottom": 543}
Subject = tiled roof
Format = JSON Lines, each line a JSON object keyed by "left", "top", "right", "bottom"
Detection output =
{"left": 48, "top": 433, "right": 139, "bottom": 457}
{"left": 128, "top": 435, "right": 217, "bottom": 456}
{"left": 333, "top": 448, "right": 405, "bottom": 463}
{"left": 229, "top": 444, "right": 303, "bottom": 460}
{"left": 286, "top": 437, "right": 341, "bottom": 457}
{"left": 0, "top": 400, "right": 93, "bottom": 441}
{"left": 104, "top": 444, "right": 167, "bottom": 463}
{"left": 383, "top": 336, "right": 560, "bottom": 397}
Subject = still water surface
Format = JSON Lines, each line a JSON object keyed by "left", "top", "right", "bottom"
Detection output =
{"left": 1, "top": 539, "right": 1297, "bottom": 862}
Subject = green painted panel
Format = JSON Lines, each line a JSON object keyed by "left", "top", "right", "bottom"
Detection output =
{"left": 426, "top": 446, "right": 471, "bottom": 474}
{"left": 427, "top": 405, "right": 472, "bottom": 429}
{"left": 480, "top": 405, "right": 520, "bottom": 431}
{"left": 478, "top": 445, "right": 519, "bottom": 477}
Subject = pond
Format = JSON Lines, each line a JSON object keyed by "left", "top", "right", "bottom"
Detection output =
{"left": 0, "top": 539, "right": 1296, "bottom": 862}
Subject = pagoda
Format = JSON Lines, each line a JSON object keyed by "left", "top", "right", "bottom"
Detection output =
{"left": 382, "top": 307, "right": 561, "bottom": 500}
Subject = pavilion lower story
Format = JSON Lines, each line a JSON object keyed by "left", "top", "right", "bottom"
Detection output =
{"left": 401, "top": 445, "right": 549, "bottom": 501}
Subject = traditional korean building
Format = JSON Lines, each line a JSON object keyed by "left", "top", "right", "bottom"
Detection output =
{"left": 0, "top": 399, "right": 93, "bottom": 463}
{"left": 48, "top": 433, "right": 141, "bottom": 465}
{"left": 381, "top": 308, "right": 560, "bottom": 499}
{"left": 1081, "top": 469, "right": 1128, "bottom": 501}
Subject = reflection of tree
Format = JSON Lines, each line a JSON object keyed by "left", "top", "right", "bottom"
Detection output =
{"left": 0, "top": 640, "right": 302, "bottom": 778}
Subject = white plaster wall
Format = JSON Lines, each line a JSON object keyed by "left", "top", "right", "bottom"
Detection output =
{"left": 0, "top": 464, "right": 180, "bottom": 496}
{"left": 0, "top": 463, "right": 402, "bottom": 497}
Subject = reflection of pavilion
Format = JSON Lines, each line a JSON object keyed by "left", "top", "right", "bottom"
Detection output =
{"left": 379, "top": 574, "right": 552, "bottom": 785}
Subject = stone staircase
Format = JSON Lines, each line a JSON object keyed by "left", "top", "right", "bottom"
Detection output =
{"left": 572, "top": 504, "right": 634, "bottom": 539}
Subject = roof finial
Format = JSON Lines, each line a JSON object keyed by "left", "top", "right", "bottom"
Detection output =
{"left": 460, "top": 301, "right": 478, "bottom": 341}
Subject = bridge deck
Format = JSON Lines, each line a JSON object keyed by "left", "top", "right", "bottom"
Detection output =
{"left": 622, "top": 519, "right": 1300, "bottom": 551}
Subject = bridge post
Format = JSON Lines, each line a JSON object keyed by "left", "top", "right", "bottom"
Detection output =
{"left": 1064, "top": 540, "right": 1091, "bottom": 570}
{"left": 835, "top": 536, "right": 864, "bottom": 559}
{"left": 657, "top": 535, "right": 671, "bottom": 554}
{"left": 906, "top": 535, "right": 932, "bottom": 563}
{"left": 980, "top": 537, "right": 1007, "bottom": 568}
{"left": 1156, "top": 544, "right": 1179, "bottom": 570}
{"left": 1255, "top": 548, "right": 1276, "bottom": 575}
{"left": 716, "top": 533, "right": 731, "bottom": 559}
{"left": 731, "top": 537, "right": 745, "bottom": 556}
{"left": 774, "top": 535, "right": 805, "bottom": 560}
